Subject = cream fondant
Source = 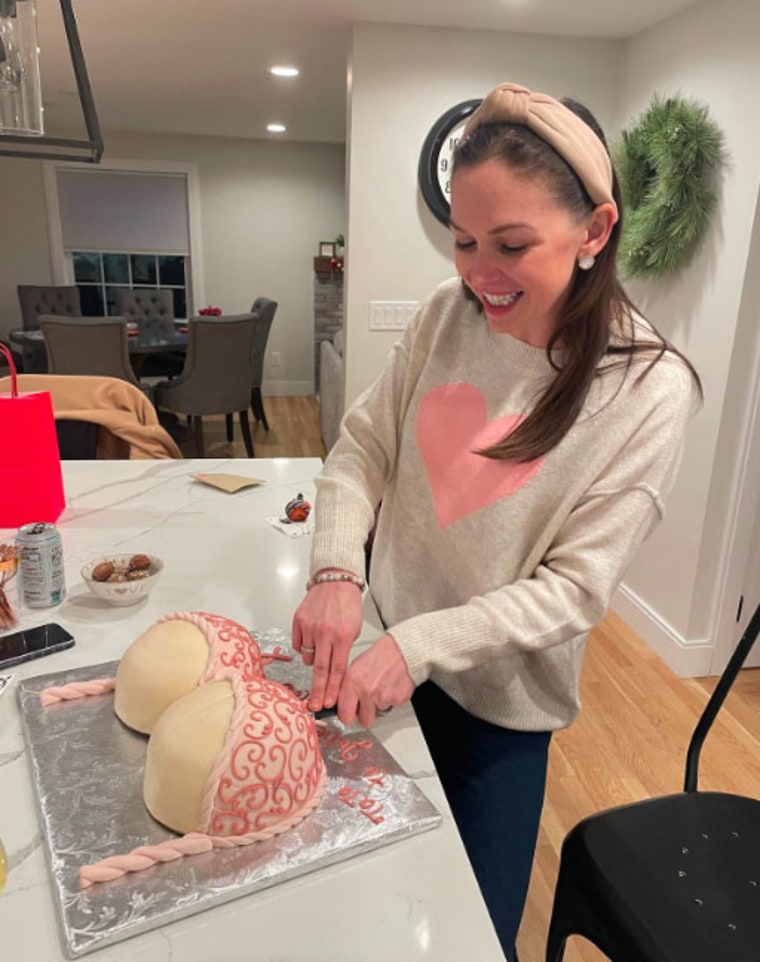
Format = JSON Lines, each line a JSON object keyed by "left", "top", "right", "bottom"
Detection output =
{"left": 144, "top": 671, "right": 325, "bottom": 839}
{"left": 113, "top": 611, "right": 263, "bottom": 734}
{"left": 144, "top": 680, "right": 234, "bottom": 833}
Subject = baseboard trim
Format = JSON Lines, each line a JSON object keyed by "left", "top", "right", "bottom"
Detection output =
{"left": 612, "top": 583, "right": 716, "bottom": 678}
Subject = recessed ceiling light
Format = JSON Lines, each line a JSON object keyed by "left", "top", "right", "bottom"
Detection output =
{"left": 267, "top": 123, "right": 286, "bottom": 134}
{"left": 270, "top": 65, "right": 299, "bottom": 78}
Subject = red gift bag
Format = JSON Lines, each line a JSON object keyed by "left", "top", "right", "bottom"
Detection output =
{"left": 0, "top": 344, "right": 65, "bottom": 528}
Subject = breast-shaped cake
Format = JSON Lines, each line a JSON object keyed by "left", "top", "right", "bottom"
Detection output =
{"left": 114, "top": 611, "right": 263, "bottom": 734}
{"left": 144, "top": 670, "right": 326, "bottom": 838}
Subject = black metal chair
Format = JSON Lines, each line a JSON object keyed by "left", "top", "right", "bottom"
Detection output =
{"left": 545, "top": 601, "right": 760, "bottom": 962}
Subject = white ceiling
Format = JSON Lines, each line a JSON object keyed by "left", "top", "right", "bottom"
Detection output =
{"left": 36, "top": 0, "right": 703, "bottom": 143}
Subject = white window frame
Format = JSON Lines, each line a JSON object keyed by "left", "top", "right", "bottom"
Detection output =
{"left": 42, "top": 157, "right": 205, "bottom": 313}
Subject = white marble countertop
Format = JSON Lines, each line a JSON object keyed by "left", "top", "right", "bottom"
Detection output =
{"left": 0, "top": 458, "right": 503, "bottom": 961}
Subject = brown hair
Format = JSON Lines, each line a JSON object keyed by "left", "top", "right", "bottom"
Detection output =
{"left": 452, "top": 97, "right": 702, "bottom": 462}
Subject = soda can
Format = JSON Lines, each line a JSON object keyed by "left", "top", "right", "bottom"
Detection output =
{"left": 17, "top": 522, "right": 67, "bottom": 608}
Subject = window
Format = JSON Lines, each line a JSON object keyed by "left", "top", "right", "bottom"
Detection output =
{"left": 72, "top": 252, "right": 188, "bottom": 318}
{"left": 48, "top": 163, "right": 201, "bottom": 317}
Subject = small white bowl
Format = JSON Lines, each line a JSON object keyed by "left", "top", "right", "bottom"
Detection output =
{"left": 81, "top": 554, "right": 163, "bottom": 607}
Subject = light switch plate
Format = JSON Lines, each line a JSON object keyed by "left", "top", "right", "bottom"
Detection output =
{"left": 368, "top": 301, "right": 419, "bottom": 331}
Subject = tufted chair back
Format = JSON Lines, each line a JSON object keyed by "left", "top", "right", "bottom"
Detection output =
{"left": 115, "top": 288, "right": 175, "bottom": 338}
{"left": 18, "top": 285, "right": 82, "bottom": 331}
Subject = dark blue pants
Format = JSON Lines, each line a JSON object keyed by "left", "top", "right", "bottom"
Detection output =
{"left": 412, "top": 681, "right": 551, "bottom": 962}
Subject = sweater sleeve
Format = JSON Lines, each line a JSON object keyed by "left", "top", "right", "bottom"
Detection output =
{"left": 391, "top": 360, "right": 698, "bottom": 685}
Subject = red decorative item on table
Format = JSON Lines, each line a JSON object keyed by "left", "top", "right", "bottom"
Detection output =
{"left": 199, "top": 306, "right": 222, "bottom": 316}
{"left": 284, "top": 493, "right": 312, "bottom": 523}
{"left": 0, "top": 344, "right": 66, "bottom": 528}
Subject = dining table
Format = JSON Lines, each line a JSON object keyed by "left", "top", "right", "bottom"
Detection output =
{"left": 0, "top": 458, "right": 504, "bottom": 962}
{"left": 7, "top": 323, "right": 188, "bottom": 378}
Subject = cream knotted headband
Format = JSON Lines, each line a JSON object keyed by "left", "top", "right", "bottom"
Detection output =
{"left": 463, "top": 82, "right": 618, "bottom": 219}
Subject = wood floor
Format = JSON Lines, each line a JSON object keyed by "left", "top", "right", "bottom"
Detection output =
{"left": 184, "top": 395, "right": 760, "bottom": 961}
{"left": 173, "top": 394, "right": 327, "bottom": 460}
{"left": 519, "top": 610, "right": 760, "bottom": 961}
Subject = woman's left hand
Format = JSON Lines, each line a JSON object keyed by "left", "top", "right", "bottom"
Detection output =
{"left": 337, "top": 633, "right": 415, "bottom": 728}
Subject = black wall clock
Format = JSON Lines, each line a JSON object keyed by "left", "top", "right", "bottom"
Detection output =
{"left": 417, "top": 99, "right": 481, "bottom": 226}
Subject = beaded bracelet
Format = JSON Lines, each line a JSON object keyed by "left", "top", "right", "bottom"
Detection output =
{"left": 305, "top": 570, "right": 367, "bottom": 592}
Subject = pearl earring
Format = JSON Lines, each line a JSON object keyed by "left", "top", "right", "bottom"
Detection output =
{"left": 578, "top": 254, "right": 595, "bottom": 270}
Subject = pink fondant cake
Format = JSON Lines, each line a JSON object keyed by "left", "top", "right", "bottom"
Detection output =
{"left": 38, "top": 611, "right": 326, "bottom": 887}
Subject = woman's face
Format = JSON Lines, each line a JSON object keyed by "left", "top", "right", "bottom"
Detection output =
{"left": 450, "top": 158, "right": 593, "bottom": 347}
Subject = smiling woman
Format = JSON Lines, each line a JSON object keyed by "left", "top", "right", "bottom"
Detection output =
{"left": 292, "top": 80, "right": 702, "bottom": 962}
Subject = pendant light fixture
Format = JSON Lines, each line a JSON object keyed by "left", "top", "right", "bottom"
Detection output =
{"left": 0, "top": 0, "right": 102, "bottom": 162}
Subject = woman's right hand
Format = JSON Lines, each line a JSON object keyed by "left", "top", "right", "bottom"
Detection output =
{"left": 292, "top": 581, "right": 365, "bottom": 712}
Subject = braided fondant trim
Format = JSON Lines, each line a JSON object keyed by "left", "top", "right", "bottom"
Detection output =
{"left": 79, "top": 766, "right": 327, "bottom": 888}
{"left": 39, "top": 679, "right": 116, "bottom": 707}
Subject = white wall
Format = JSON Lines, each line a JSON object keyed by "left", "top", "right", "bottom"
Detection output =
{"left": 612, "top": 0, "right": 760, "bottom": 674}
{"left": 1, "top": 131, "right": 346, "bottom": 394}
{"left": 344, "top": 22, "right": 621, "bottom": 404}
{"left": 0, "top": 159, "right": 54, "bottom": 333}
{"left": 343, "top": 8, "right": 760, "bottom": 677}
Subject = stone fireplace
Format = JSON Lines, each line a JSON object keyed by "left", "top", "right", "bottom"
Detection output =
{"left": 313, "top": 255, "right": 344, "bottom": 390}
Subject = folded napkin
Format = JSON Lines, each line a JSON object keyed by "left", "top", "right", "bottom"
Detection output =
{"left": 265, "top": 516, "right": 315, "bottom": 538}
{"left": 192, "top": 472, "right": 265, "bottom": 493}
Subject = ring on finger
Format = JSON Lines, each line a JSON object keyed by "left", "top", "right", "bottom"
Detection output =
{"left": 301, "top": 646, "right": 315, "bottom": 654}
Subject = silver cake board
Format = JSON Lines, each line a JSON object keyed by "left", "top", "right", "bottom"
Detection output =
{"left": 18, "top": 637, "right": 441, "bottom": 958}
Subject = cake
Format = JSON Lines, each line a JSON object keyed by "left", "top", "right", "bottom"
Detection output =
{"left": 38, "top": 611, "right": 326, "bottom": 887}
{"left": 144, "top": 671, "right": 325, "bottom": 837}
{"left": 114, "top": 611, "right": 264, "bottom": 734}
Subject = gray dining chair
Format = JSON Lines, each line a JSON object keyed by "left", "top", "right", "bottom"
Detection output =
{"left": 16, "top": 285, "right": 83, "bottom": 373}
{"left": 154, "top": 314, "right": 257, "bottom": 457}
{"left": 250, "top": 297, "right": 278, "bottom": 429}
{"left": 115, "top": 288, "right": 174, "bottom": 335}
{"left": 115, "top": 288, "right": 182, "bottom": 378}
{"left": 224, "top": 296, "right": 278, "bottom": 443}
{"left": 17, "top": 285, "right": 82, "bottom": 331}
{"left": 39, "top": 316, "right": 144, "bottom": 392}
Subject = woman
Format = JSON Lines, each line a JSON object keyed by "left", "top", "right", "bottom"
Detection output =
{"left": 292, "top": 82, "right": 700, "bottom": 961}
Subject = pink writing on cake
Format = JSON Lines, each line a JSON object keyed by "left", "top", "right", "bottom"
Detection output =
{"left": 337, "top": 766, "right": 391, "bottom": 825}
{"left": 317, "top": 728, "right": 374, "bottom": 762}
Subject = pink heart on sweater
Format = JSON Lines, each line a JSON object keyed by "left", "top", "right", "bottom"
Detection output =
{"left": 416, "top": 382, "right": 544, "bottom": 528}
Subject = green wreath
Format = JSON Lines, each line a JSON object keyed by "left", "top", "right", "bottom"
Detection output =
{"left": 613, "top": 95, "right": 724, "bottom": 279}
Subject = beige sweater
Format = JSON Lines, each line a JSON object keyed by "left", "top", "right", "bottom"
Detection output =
{"left": 311, "top": 278, "right": 698, "bottom": 732}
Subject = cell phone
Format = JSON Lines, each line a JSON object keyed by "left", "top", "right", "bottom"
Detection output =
{"left": 0, "top": 623, "right": 75, "bottom": 670}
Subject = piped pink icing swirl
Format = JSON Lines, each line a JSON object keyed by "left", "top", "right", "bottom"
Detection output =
{"left": 156, "top": 611, "right": 264, "bottom": 682}
{"left": 199, "top": 670, "right": 326, "bottom": 837}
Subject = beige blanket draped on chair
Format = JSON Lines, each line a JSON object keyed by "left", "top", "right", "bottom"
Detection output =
{"left": 0, "top": 374, "right": 182, "bottom": 460}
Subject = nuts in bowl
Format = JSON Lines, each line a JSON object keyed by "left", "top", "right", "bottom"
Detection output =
{"left": 81, "top": 553, "right": 163, "bottom": 607}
